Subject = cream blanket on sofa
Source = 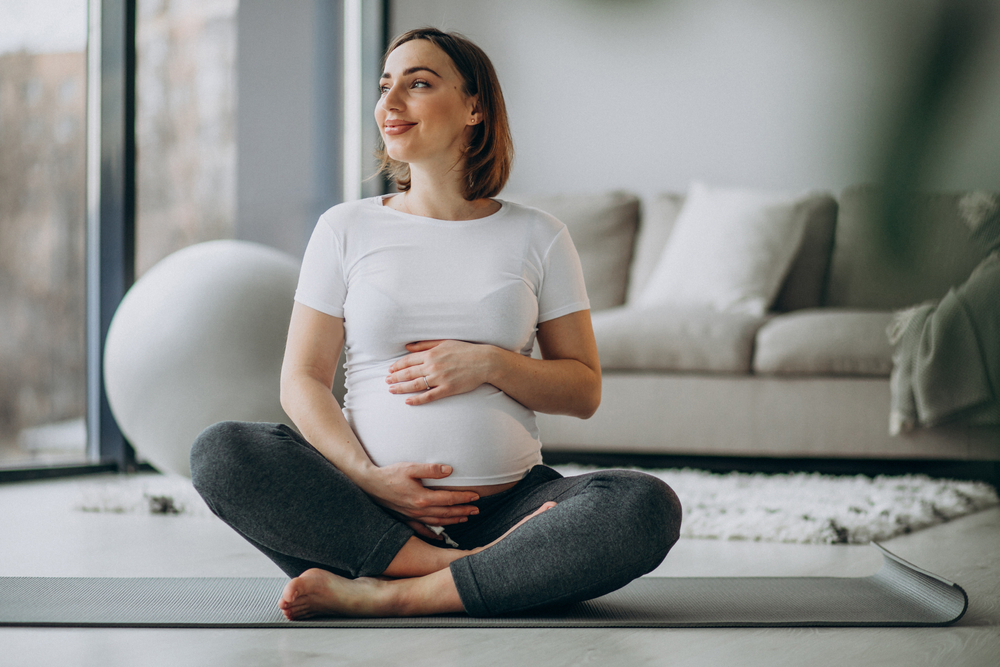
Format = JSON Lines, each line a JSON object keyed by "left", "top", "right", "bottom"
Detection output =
{"left": 888, "top": 250, "right": 1000, "bottom": 434}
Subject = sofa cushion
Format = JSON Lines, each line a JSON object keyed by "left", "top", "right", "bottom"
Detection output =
{"left": 825, "top": 185, "right": 994, "bottom": 309}
{"left": 504, "top": 191, "right": 639, "bottom": 311}
{"left": 625, "top": 191, "right": 837, "bottom": 312}
{"left": 635, "top": 182, "right": 812, "bottom": 315}
{"left": 591, "top": 305, "right": 767, "bottom": 373}
{"left": 753, "top": 309, "right": 894, "bottom": 377}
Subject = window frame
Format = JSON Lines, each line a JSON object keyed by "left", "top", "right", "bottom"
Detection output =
{"left": 86, "top": 0, "right": 137, "bottom": 473}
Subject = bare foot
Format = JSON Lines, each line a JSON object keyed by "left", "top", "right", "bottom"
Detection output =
{"left": 279, "top": 503, "right": 557, "bottom": 619}
{"left": 279, "top": 569, "right": 393, "bottom": 620}
{"left": 382, "top": 501, "right": 559, "bottom": 578}
{"left": 471, "top": 501, "right": 557, "bottom": 554}
{"left": 279, "top": 567, "right": 463, "bottom": 619}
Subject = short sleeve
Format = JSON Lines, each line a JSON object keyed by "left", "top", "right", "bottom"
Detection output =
{"left": 537, "top": 226, "right": 591, "bottom": 323}
{"left": 294, "top": 217, "right": 347, "bottom": 318}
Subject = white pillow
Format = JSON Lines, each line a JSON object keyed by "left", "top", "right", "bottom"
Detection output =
{"left": 636, "top": 182, "right": 809, "bottom": 316}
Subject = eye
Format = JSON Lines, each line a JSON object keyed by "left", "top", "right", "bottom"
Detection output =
{"left": 379, "top": 84, "right": 390, "bottom": 95}
{"left": 411, "top": 80, "right": 429, "bottom": 89}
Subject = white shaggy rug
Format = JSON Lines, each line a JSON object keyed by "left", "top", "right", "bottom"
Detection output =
{"left": 74, "top": 466, "right": 999, "bottom": 545}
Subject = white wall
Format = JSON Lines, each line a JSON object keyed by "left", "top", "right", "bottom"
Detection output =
{"left": 390, "top": 0, "right": 1000, "bottom": 200}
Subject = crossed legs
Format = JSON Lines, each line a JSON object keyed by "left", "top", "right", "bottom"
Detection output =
{"left": 190, "top": 421, "right": 682, "bottom": 618}
{"left": 278, "top": 502, "right": 557, "bottom": 619}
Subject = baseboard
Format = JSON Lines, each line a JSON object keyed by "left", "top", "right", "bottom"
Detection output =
{"left": 0, "top": 462, "right": 158, "bottom": 484}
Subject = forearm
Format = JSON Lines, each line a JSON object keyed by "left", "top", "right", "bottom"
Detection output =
{"left": 280, "top": 373, "right": 378, "bottom": 489}
{"left": 487, "top": 346, "right": 600, "bottom": 419}
{"left": 387, "top": 312, "right": 601, "bottom": 417}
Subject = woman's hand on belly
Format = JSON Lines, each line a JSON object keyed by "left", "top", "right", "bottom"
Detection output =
{"left": 386, "top": 339, "right": 498, "bottom": 406}
{"left": 361, "top": 461, "right": 481, "bottom": 529}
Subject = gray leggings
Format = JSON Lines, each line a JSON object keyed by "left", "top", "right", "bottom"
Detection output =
{"left": 189, "top": 421, "right": 682, "bottom": 617}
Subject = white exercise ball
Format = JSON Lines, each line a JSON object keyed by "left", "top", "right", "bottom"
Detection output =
{"left": 104, "top": 240, "right": 300, "bottom": 477}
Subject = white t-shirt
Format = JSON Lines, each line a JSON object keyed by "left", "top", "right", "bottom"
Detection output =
{"left": 294, "top": 195, "right": 590, "bottom": 485}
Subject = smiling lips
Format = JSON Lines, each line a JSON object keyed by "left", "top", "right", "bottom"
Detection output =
{"left": 384, "top": 120, "right": 416, "bottom": 135}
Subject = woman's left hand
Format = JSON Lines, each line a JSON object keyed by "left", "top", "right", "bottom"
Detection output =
{"left": 386, "top": 339, "right": 496, "bottom": 405}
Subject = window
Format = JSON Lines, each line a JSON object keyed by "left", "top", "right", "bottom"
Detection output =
{"left": 1, "top": 0, "right": 386, "bottom": 480}
{"left": 0, "top": 0, "right": 88, "bottom": 469}
{"left": 135, "top": 0, "right": 237, "bottom": 277}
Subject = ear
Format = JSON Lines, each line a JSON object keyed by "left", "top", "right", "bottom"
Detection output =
{"left": 467, "top": 97, "right": 483, "bottom": 126}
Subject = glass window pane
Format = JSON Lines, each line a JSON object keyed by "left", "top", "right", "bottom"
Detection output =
{"left": 136, "top": 0, "right": 238, "bottom": 276}
{"left": 0, "top": 0, "right": 88, "bottom": 467}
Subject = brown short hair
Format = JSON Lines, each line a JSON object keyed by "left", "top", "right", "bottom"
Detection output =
{"left": 376, "top": 28, "right": 514, "bottom": 201}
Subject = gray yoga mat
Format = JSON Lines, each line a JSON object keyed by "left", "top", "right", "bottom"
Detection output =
{"left": 0, "top": 544, "right": 967, "bottom": 628}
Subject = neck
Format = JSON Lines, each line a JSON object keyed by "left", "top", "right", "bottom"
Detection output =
{"left": 397, "top": 161, "right": 495, "bottom": 221}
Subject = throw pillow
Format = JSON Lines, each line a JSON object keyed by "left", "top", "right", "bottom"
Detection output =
{"left": 636, "top": 182, "right": 810, "bottom": 316}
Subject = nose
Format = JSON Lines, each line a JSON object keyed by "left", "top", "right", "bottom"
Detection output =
{"left": 380, "top": 83, "right": 404, "bottom": 113}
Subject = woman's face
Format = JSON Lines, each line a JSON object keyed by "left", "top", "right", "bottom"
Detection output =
{"left": 376, "top": 39, "right": 480, "bottom": 168}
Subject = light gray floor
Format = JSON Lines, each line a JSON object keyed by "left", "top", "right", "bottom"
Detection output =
{"left": 1, "top": 473, "right": 998, "bottom": 667}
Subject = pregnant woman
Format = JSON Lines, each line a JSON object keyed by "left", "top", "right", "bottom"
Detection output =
{"left": 190, "top": 27, "right": 681, "bottom": 619}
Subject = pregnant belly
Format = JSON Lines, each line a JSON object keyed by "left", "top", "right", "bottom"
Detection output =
{"left": 343, "top": 383, "right": 543, "bottom": 487}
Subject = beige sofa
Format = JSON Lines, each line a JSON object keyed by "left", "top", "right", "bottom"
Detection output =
{"left": 508, "top": 186, "right": 1000, "bottom": 465}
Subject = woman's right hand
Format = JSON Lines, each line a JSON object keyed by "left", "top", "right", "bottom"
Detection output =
{"left": 360, "top": 462, "right": 480, "bottom": 528}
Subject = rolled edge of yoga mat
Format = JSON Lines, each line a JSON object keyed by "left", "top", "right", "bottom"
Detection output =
{"left": 869, "top": 542, "right": 968, "bottom": 626}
